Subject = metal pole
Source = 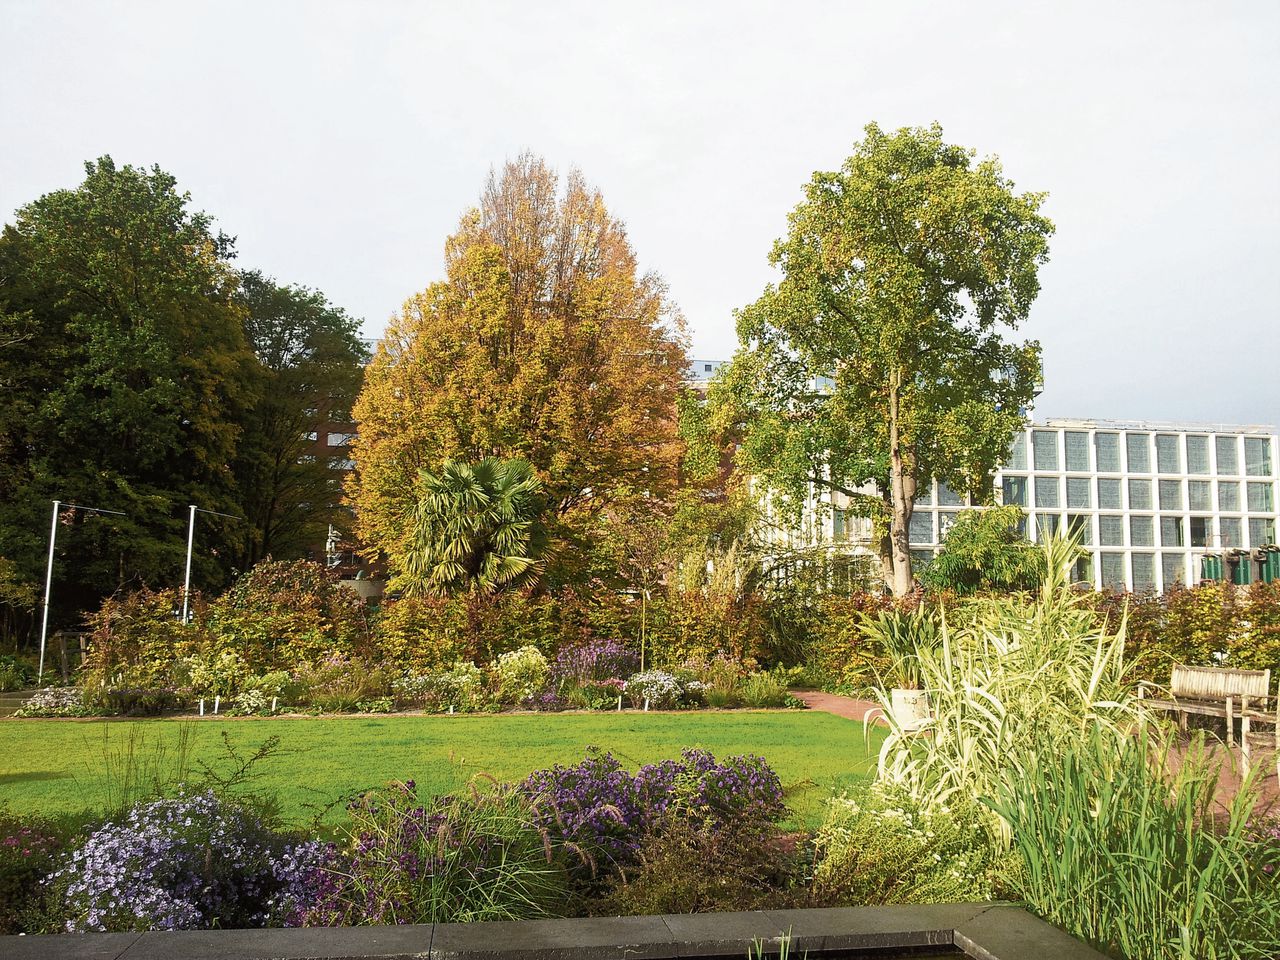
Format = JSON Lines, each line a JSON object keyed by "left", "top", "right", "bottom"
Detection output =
{"left": 38, "top": 500, "right": 61, "bottom": 684}
{"left": 182, "top": 504, "right": 196, "bottom": 624}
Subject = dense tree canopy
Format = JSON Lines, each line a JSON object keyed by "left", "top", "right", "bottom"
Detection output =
{"left": 0, "top": 158, "right": 256, "bottom": 617}
{"left": 918, "top": 505, "right": 1044, "bottom": 594}
{"left": 350, "top": 154, "right": 687, "bottom": 571}
{"left": 714, "top": 124, "right": 1052, "bottom": 595}
{"left": 234, "top": 271, "right": 368, "bottom": 567}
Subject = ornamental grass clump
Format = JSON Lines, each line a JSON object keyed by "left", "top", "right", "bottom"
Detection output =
{"left": 873, "top": 536, "right": 1137, "bottom": 831}
{"left": 305, "top": 779, "right": 573, "bottom": 925}
{"left": 54, "top": 790, "right": 323, "bottom": 932}
{"left": 990, "top": 730, "right": 1280, "bottom": 960}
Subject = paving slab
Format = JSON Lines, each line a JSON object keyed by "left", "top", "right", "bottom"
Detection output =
{"left": 953, "top": 905, "right": 1110, "bottom": 960}
{"left": 430, "top": 915, "right": 673, "bottom": 960}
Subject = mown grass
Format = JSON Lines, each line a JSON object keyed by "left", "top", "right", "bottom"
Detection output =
{"left": 0, "top": 711, "right": 881, "bottom": 829}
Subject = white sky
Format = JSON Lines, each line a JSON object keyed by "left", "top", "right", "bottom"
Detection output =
{"left": 2, "top": 0, "right": 1277, "bottom": 425}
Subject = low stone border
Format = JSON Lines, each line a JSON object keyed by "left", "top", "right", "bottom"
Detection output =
{"left": 0, "top": 903, "right": 1109, "bottom": 959}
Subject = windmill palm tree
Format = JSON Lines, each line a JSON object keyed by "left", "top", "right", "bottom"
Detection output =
{"left": 393, "top": 458, "right": 547, "bottom": 597}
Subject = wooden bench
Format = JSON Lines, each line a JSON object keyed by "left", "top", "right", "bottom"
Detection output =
{"left": 1139, "top": 664, "right": 1278, "bottom": 778}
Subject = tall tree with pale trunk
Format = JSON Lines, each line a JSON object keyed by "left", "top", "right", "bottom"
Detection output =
{"left": 716, "top": 124, "right": 1052, "bottom": 596}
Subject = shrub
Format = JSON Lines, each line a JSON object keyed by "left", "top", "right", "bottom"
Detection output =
{"left": 231, "top": 689, "right": 275, "bottom": 716}
{"left": 54, "top": 791, "right": 322, "bottom": 932}
{"left": 303, "top": 780, "right": 572, "bottom": 925}
{"left": 810, "top": 785, "right": 1001, "bottom": 906}
{"left": 89, "top": 686, "right": 183, "bottom": 717}
{"left": 624, "top": 669, "right": 682, "bottom": 708}
{"left": 0, "top": 654, "right": 35, "bottom": 692}
{"left": 739, "top": 671, "right": 790, "bottom": 708}
{"left": 14, "top": 687, "right": 94, "bottom": 718}
{"left": 371, "top": 596, "right": 468, "bottom": 673}
{"left": 0, "top": 813, "right": 65, "bottom": 934}
{"left": 80, "top": 587, "right": 204, "bottom": 690}
{"left": 680, "top": 652, "right": 748, "bottom": 707}
{"left": 205, "top": 560, "right": 374, "bottom": 671}
{"left": 551, "top": 637, "right": 638, "bottom": 686}
{"left": 183, "top": 649, "right": 252, "bottom": 699}
{"left": 563, "top": 677, "right": 626, "bottom": 710}
{"left": 296, "top": 655, "right": 391, "bottom": 713}
{"left": 593, "top": 812, "right": 800, "bottom": 916}
{"left": 491, "top": 645, "right": 549, "bottom": 705}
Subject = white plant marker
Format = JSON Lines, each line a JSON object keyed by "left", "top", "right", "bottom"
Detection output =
{"left": 199, "top": 698, "right": 205, "bottom": 716}
{"left": 213, "top": 694, "right": 220, "bottom": 715}
{"left": 271, "top": 696, "right": 278, "bottom": 713}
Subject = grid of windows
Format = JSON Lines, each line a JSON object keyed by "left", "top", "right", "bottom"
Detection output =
{"left": 886, "top": 423, "right": 1278, "bottom": 592}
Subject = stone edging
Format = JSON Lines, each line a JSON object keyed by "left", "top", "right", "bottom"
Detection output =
{"left": 0, "top": 903, "right": 1110, "bottom": 959}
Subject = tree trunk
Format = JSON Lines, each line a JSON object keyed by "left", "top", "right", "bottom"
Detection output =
{"left": 887, "top": 375, "right": 915, "bottom": 598}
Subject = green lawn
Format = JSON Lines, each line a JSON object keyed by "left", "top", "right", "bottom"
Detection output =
{"left": 0, "top": 711, "right": 882, "bottom": 829}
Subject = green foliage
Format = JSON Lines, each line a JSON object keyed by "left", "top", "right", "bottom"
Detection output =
{"left": 738, "top": 671, "right": 791, "bottom": 708}
{"left": 715, "top": 123, "right": 1052, "bottom": 594}
{"left": 804, "top": 591, "right": 902, "bottom": 693}
{"left": 859, "top": 605, "right": 940, "bottom": 689}
{"left": 393, "top": 458, "right": 548, "bottom": 598}
{"left": 205, "top": 559, "right": 374, "bottom": 670}
{"left": 490, "top": 645, "right": 550, "bottom": 705}
{"left": 593, "top": 812, "right": 800, "bottom": 916}
{"left": 232, "top": 270, "right": 369, "bottom": 566}
{"left": 295, "top": 655, "right": 392, "bottom": 714}
{"left": 992, "top": 731, "right": 1280, "bottom": 960}
{"left": 919, "top": 506, "right": 1044, "bottom": 594}
{"left": 0, "top": 653, "right": 35, "bottom": 692}
{"left": 80, "top": 587, "right": 203, "bottom": 689}
{"left": 0, "top": 157, "right": 256, "bottom": 611}
{"left": 811, "top": 785, "right": 1002, "bottom": 906}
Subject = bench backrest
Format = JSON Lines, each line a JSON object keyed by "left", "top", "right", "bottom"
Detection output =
{"left": 1170, "top": 664, "right": 1270, "bottom": 701}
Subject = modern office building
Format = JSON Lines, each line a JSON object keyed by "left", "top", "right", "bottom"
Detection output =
{"left": 820, "top": 419, "right": 1277, "bottom": 593}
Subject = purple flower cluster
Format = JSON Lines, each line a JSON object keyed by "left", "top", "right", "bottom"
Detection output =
{"left": 551, "top": 638, "right": 639, "bottom": 686}
{"left": 519, "top": 748, "right": 784, "bottom": 872}
{"left": 54, "top": 791, "right": 318, "bottom": 932}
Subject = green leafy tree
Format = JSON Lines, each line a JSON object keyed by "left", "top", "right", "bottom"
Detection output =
{"left": 233, "top": 271, "right": 369, "bottom": 566}
{"left": 394, "top": 458, "right": 548, "bottom": 597}
{"left": 0, "top": 157, "right": 256, "bottom": 616}
{"left": 716, "top": 123, "right": 1052, "bottom": 595}
{"left": 919, "top": 506, "right": 1044, "bottom": 594}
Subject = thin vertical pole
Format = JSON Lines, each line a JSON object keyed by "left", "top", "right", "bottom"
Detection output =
{"left": 182, "top": 505, "right": 196, "bottom": 623}
{"left": 38, "top": 500, "right": 60, "bottom": 684}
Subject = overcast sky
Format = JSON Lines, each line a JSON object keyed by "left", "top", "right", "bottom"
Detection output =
{"left": 2, "top": 1, "right": 1277, "bottom": 425}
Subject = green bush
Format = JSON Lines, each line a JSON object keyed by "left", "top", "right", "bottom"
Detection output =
{"left": 810, "top": 785, "right": 1002, "bottom": 906}
{"left": 992, "top": 731, "right": 1280, "bottom": 960}
{"left": 738, "top": 671, "right": 790, "bottom": 708}
{"left": 80, "top": 587, "right": 204, "bottom": 689}
{"left": 0, "top": 811, "right": 69, "bottom": 934}
{"left": 295, "top": 655, "right": 391, "bottom": 713}
{"left": 490, "top": 646, "right": 549, "bottom": 705}
{"left": 0, "top": 654, "right": 35, "bottom": 692}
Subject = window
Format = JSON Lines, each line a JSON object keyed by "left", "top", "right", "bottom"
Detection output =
{"left": 832, "top": 509, "right": 849, "bottom": 542}
{"left": 1155, "top": 435, "right": 1181, "bottom": 474}
{"left": 327, "top": 432, "right": 355, "bottom": 447}
{"left": 1162, "top": 554, "right": 1185, "bottom": 590}
{"left": 1095, "top": 433, "right": 1121, "bottom": 472}
{"left": 297, "top": 454, "right": 316, "bottom": 464}
{"left": 1034, "top": 477, "right": 1060, "bottom": 508}
{"left": 1101, "top": 553, "right": 1126, "bottom": 590}
{"left": 1002, "top": 476, "right": 1027, "bottom": 507}
{"left": 937, "top": 483, "right": 965, "bottom": 506}
{"left": 1220, "top": 517, "right": 1242, "bottom": 547}
{"left": 1099, "top": 515, "right": 1124, "bottom": 546}
{"left": 1006, "top": 433, "right": 1028, "bottom": 470}
{"left": 1098, "top": 478, "right": 1122, "bottom": 510}
{"left": 1066, "top": 477, "right": 1092, "bottom": 509}
{"left": 909, "top": 512, "right": 934, "bottom": 544}
{"left": 938, "top": 511, "right": 960, "bottom": 538}
{"left": 1216, "top": 436, "right": 1239, "bottom": 474}
{"left": 1186, "top": 435, "right": 1210, "bottom": 474}
{"left": 1130, "top": 516, "right": 1154, "bottom": 547}
{"left": 1126, "top": 433, "right": 1151, "bottom": 473}
{"left": 1245, "top": 437, "right": 1273, "bottom": 477}
{"left": 703, "top": 363, "right": 713, "bottom": 372}
{"left": 1160, "top": 516, "right": 1183, "bottom": 547}
{"left": 1188, "top": 480, "right": 1211, "bottom": 511}
{"left": 1032, "top": 430, "right": 1059, "bottom": 471}
{"left": 1036, "top": 514, "right": 1060, "bottom": 539}
{"left": 910, "top": 549, "right": 935, "bottom": 568}
{"left": 1251, "top": 518, "right": 1276, "bottom": 546}
{"left": 915, "top": 483, "right": 934, "bottom": 507}
{"left": 332, "top": 458, "right": 356, "bottom": 471}
{"left": 1247, "top": 481, "right": 1274, "bottom": 512}
{"left": 1132, "top": 553, "right": 1156, "bottom": 592}
{"left": 1190, "top": 516, "right": 1210, "bottom": 548}
{"left": 1158, "top": 480, "right": 1182, "bottom": 511}
{"left": 1065, "top": 432, "right": 1089, "bottom": 471}
{"left": 1067, "top": 514, "right": 1091, "bottom": 545}
{"left": 1128, "top": 479, "right": 1152, "bottom": 510}
{"left": 1218, "top": 481, "right": 1240, "bottom": 512}
{"left": 302, "top": 431, "right": 318, "bottom": 442}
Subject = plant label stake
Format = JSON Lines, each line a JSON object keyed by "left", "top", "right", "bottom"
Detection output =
{"left": 644, "top": 697, "right": 650, "bottom": 712}
{"left": 617, "top": 695, "right": 622, "bottom": 711}
{"left": 271, "top": 696, "right": 278, "bottom": 713}
{"left": 213, "top": 694, "right": 220, "bottom": 715}
{"left": 199, "top": 698, "right": 205, "bottom": 716}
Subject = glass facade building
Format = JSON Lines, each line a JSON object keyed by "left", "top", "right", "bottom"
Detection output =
{"left": 907, "top": 420, "right": 1279, "bottom": 592}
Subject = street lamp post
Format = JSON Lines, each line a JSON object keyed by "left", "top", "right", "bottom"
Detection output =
{"left": 181, "top": 505, "right": 240, "bottom": 623}
{"left": 38, "top": 500, "right": 125, "bottom": 683}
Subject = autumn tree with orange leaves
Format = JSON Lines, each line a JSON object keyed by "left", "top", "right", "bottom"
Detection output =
{"left": 349, "top": 154, "right": 687, "bottom": 579}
